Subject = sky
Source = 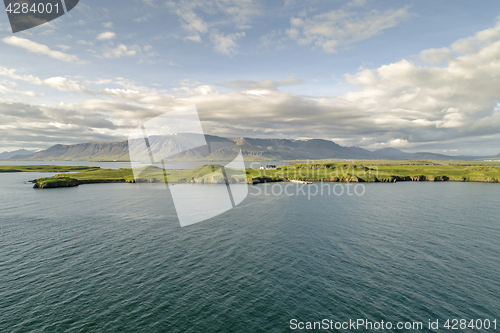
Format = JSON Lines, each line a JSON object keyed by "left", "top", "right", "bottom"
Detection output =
{"left": 1, "top": 0, "right": 500, "bottom": 155}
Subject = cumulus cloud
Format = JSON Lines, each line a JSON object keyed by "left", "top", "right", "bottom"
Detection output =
{"left": 0, "top": 99, "right": 124, "bottom": 151}
{"left": 0, "top": 66, "right": 90, "bottom": 93}
{"left": 166, "top": 0, "right": 258, "bottom": 52}
{"left": 89, "top": 19, "right": 500, "bottom": 153}
{"left": 43, "top": 77, "right": 90, "bottom": 93}
{"left": 3, "top": 36, "right": 87, "bottom": 64}
{"left": 4, "top": 20, "right": 500, "bottom": 155}
{"left": 56, "top": 44, "right": 71, "bottom": 51}
{"left": 96, "top": 31, "right": 116, "bottom": 41}
{"left": 0, "top": 84, "right": 40, "bottom": 96}
{"left": 167, "top": 0, "right": 259, "bottom": 32}
{"left": 133, "top": 13, "right": 153, "bottom": 23}
{"left": 339, "top": 21, "right": 500, "bottom": 148}
{"left": 287, "top": 5, "right": 410, "bottom": 53}
{"left": 225, "top": 77, "right": 305, "bottom": 91}
{"left": 419, "top": 47, "right": 453, "bottom": 64}
{"left": 77, "top": 40, "right": 93, "bottom": 45}
{"left": 209, "top": 30, "right": 245, "bottom": 55}
{"left": 185, "top": 35, "right": 202, "bottom": 42}
{"left": 101, "top": 44, "right": 140, "bottom": 58}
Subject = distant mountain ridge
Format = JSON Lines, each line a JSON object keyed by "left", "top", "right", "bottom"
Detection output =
{"left": 8, "top": 134, "right": 489, "bottom": 161}
{"left": 0, "top": 149, "right": 36, "bottom": 160}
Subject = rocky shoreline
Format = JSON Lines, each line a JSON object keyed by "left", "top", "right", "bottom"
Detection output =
{"left": 32, "top": 173, "right": 500, "bottom": 189}
{"left": 33, "top": 177, "right": 130, "bottom": 189}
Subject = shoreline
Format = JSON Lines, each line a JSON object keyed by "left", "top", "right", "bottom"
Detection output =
{"left": 1, "top": 161, "right": 499, "bottom": 188}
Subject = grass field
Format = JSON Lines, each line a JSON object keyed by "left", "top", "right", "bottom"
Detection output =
{"left": 2, "top": 160, "right": 499, "bottom": 188}
{"left": 32, "top": 165, "right": 248, "bottom": 188}
{"left": 250, "top": 161, "right": 500, "bottom": 182}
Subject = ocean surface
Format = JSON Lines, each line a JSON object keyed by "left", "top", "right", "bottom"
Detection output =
{"left": 1, "top": 165, "right": 500, "bottom": 332}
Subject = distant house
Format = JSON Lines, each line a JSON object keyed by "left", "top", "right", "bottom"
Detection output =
{"left": 259, "top": 166, "right": 265, "bottom": 170}
{"left": 265, "top": 164, "right": 277, "bottom": 170}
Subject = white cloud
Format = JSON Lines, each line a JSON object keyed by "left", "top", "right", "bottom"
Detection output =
{"left": 77, "top": 40, "right": 93, "bottom": 45}
{"left": 185, "top": 35, "right": 202, "bottom": 42}
{"left": 43, "top": 77, "right": 90, "bottom": 93}
{"left": 419, "top": 47, "right": 452, "bottom": 64}
{"left": 56, "top": 44, "right": 71, "bottom": 51}
{"left": 133, "top": 13, "right": 153, "bottom": 22}
{"left": 0, "top": 84, "right": 40, "bottom": 96}
{"left": 94, "top": 79, "right": 113, "bottom": 85}
{"left": 226, "top": 77, "right": 305, "bottom": 91}
{"left": 259, "top": 30, "right": 285, "bottom": 50}
{"left": 101, "top": 44, "right": 140, "bottom": 58}
{"left": 287, "top": 6, "right": 410, "bottom": 53}
{"left": 96, "top": 31, "right": 116, "bottom": 41}
{"left": 2, "top": 36, "right": 87, "bottom": 64}
{"left": 103, "top": 22, "right": 114, "bottom": 29}
{"left": 0, "top": 66, "right": 43, "bottom": 85}
{"left": 4, "top": 20, "right": 500, "bottom": 154}
{"left": 0, "top": 66, "right": 90, "bottom": 93}
{"left": 209, "top": 29, "right": 245, "bottom": 55}
{"left": 90, "top": 19, "right": 500, "bottom": 152}
{"left": 166, "top": 0, "right": 259, "bottom": 39}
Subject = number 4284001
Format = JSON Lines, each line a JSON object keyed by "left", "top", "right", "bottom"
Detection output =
{"left": 6, "top": 2, "right": 60, "bottom": 14}
{"left": 444, "top": 319, "right": 497, "bottom": 330}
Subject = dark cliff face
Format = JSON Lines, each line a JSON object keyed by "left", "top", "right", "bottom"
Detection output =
{"left": 33, "top": 178, "right": 81, "bottom": 189}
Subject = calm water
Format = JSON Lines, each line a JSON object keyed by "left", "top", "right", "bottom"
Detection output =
{"left": 1, "top": 171, "right": 499, "bottom": 332}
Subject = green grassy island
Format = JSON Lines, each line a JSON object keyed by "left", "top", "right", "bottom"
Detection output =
{"left": 2, "top": 160, "right": 499, "bottom": 189}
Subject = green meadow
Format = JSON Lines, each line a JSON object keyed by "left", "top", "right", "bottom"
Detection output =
{"left": 32, "top": 165, "right": 248, "bottom": 188}
{"left": 252, "top": 161, "right": 500, "bottom": 182}
{"left": 2, "top": 160, "right": 499, "bottom": 188}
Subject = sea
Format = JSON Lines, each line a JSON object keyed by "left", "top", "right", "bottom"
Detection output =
{"left": 1, "top": 161, "right": 499, "bottom": 332}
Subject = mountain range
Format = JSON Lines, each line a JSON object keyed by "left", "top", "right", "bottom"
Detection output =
{"left": 4, "top": 134, "right": 494, "bottom": 161}
{"left": 0, "top": 149, "right": 37, "bottom": 160}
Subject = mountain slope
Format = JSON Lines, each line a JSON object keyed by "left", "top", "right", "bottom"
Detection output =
{"left": 0, "top": 149, "right": 36, "bottom": 160}
{"left": 16, "top": 134, "right": 487, "bottom": 161}
{"left": 29, "top": 142, "right": 130, "bottom": 161}
{"left": 372, "top": 148, "right": 412, "bottom": 160}
{"left": 408, "top": 152, "right": 485, "bottom": 160}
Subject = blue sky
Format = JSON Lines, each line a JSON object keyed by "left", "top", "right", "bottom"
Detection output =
{"left": 1, "top": 0, "right": 500, "bottom": 155}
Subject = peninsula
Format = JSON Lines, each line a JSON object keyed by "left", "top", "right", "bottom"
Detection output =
{"left": 2, "top": 160, "right": 499, "bottom": 189}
